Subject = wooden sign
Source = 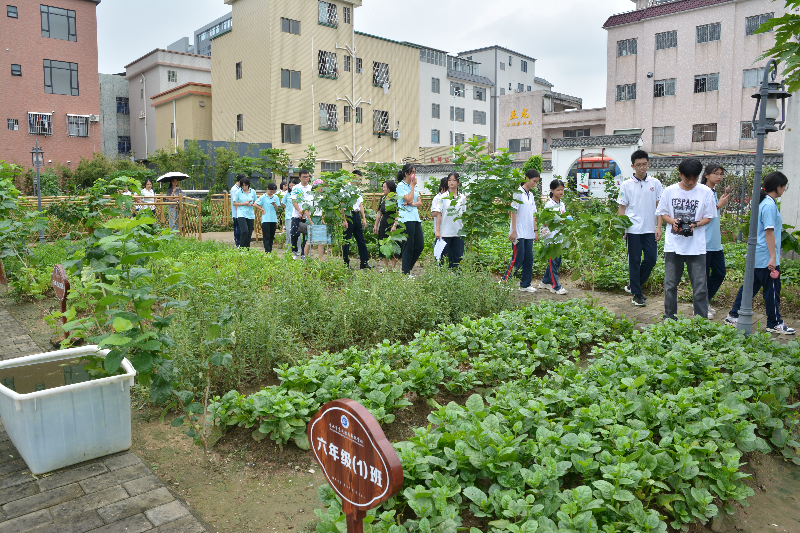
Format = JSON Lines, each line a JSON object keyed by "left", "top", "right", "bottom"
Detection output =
{"left": 52, "top": 265, "right": 70, "bottom": 339}
{"left": 308, "top": 399, "right": 403, "bottom": 533}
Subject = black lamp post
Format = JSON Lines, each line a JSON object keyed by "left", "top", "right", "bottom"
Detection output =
{"left": 737, "top": 58, "right": 791, "bottom": 335}
{"left": 30, "top": 139, "right": 45, "bottom": 244}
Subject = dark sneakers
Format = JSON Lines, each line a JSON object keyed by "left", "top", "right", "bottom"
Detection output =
{"left": 632, "top": 294, "right": 647, "bottom": 307}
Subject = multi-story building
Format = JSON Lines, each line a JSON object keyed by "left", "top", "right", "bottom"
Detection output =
{"left": 1, "top": 0, "right": 101, "bottom": 168}
{"left": 167, "top": 37, "right": 195, "bottom": 55}
{"left": 209, "top": 0, "right": 419, "bottom": 173}
{"left": 604, "top": 0, "right": 788, "bottom": 154}
{"left": 417, "top": 46, "right": 493, "bottom": 152}
{"left": 194, "top": 13, "right": 233, "bottom": 57}
{"left": 125, "top": 49, "right": 211, "bottom": 159}
{"left": 151, "top": 82, "right": 213, "bottom": 153}
{"left": 98, "top": 73, "right": 131, "bottom": 159}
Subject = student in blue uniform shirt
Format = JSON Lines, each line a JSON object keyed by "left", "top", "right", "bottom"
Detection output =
{"left": 232, "top": 177, "right": 257, "bottom": 248}
{"left": 255, "top": 183, "right": 281, "bottom": 253}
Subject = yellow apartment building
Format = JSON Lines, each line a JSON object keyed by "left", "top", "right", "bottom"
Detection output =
{"left": 210, "top": 0, "right": 420, "bottom": 173}
{"left": 151, "top": 82, "right": 213, "bottom": 153}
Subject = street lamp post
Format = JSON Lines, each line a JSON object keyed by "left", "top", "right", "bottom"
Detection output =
{"left": 736, "top": 58, "right": 791, "bottom": 336}
{"left": 30, "top": 140, "right": 45, "bottom": 244}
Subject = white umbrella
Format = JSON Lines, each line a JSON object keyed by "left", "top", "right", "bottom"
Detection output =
{"left": 156, "top": 172, "right": 190, "bottom": 184}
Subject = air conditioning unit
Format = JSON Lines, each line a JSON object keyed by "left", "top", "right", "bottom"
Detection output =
{"left": 391, "top": 130, "right": 401, "bottom": 140}
{"left": 89, "top": 114, "right": 100, "bottom": 122}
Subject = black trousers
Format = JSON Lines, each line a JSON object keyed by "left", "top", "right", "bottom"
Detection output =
{"left": 705, "top": 250, "right": 726, "bottom": 302}
{"left": 626, "top": 233, "right": 657, "bottom": 297}
{"left": 343, "top": 212, "right": 370, "bottom": 267}
{"left": 237, "top": 217, "right": 254, "bottom": 248}
{"left": 401, "top": 221, "right": 425, "bottom": 274}
{"left": 439, "top": 236, "right": 464, "bottom": 269}
{"left": 261, "top": 222, "right": 276, "bottom": 252}
{"left": 290, "top": 218, "right": 307, "bottom": 253}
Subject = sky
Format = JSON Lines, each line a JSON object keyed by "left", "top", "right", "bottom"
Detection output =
{"left": 97, "top": 0, "right": 634, "bottom": 109}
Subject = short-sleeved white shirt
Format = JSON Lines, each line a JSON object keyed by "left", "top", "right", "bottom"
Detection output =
{"left": 352, "top": 195, "right": 363, "bottom": 212}
{"left": 655, "top": 183, "right": 717, "bottom": 255}
{"left": 290, "top": 183, "right": 313, "bottom": 218}
{"left": 431, "top": 192, "right": 466, "bottom": 237}
{"left": 617, "top": 175, "right": 663, "bottom": 234}
{"left": 510, "top": 186, "right": 538, "bottom": 239}
{"left": 230, "top": 184, "right": 242, "bottom": 217}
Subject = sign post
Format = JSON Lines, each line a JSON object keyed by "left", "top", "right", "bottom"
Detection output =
{"left": 51, "top": 265, "right": 70, "bottom": 339}
{"left": 308, "top": 399, "right": 403, "bottom": 533}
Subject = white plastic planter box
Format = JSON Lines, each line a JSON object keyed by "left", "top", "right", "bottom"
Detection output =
{"left": 0, "top": 346, "right": 136, "bottom": 474}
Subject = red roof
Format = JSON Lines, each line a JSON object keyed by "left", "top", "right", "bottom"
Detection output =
{"left": 603, "top": 0, "right": 732, "bottom": 28}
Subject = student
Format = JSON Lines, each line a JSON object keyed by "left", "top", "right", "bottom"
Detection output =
{"left": 232, "top": 177, "right": 257, "bottom": 248}
{"left": 166, "top": 178, "right": 183, "bottom": 231}
{"left": 135, "top": 178, "right": 155, "bottom": 213}
{"left": 373, "top": 180, "right": 400, "bottom": 271}
{"left": 342, "top": 170, "right": 371, "bottom": 269}
{"left": 393, "top": 164, "right": 424, "bottom": 276}
{"left": 701, "top": 164, "right": 731, "bottom": 314}
{"left": 432, "top": 172, "right": 466, "bottom": 268}
{"left": 618, "top": 150, "right": 663, "bottom": 307}
{"left": 231, "top": 175, "right": 243, "bottom": 247}
{"left": 306, "top": 180, "right": 326, "bottom": 260}
{"left": 539, "top": 179, "right": 568, "bottom": 295}
{"left": 283, "top": 178, "right": 298, "bottom": 248}
{"left": 255, "top": 183, "right": 281, "bottom": 253}
{"left": 655, "top": 158, "right": 716, "bottom": 320}
{"left": 726, "top": 172, "right": 794, "bottom": 335}
{"left": 509, "top": 169, "right": 540, "bottom": 292}
{"left": 290, "top": 170, "right": 313, "bottom": 259}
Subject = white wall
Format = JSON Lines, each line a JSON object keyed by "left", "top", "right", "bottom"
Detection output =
{"left": 782, "top": 96, "right": 799, "bottom": 241}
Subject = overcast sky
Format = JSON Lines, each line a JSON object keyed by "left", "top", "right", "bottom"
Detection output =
{"left": 97, "top": 0, "right": 634, "bottom": 109}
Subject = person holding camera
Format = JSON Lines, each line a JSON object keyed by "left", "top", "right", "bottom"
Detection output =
{"left": 655, "top": 158, "right": 717, "bottom": 320}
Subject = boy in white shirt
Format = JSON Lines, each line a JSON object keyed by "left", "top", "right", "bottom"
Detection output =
{"left": 655, "top": 158, "right": 717, "bottom": 320}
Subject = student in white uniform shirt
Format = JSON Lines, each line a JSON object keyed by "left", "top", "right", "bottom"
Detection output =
{"left": 618, "top": 150, "right": 663, "bottom": 307}
{"left": 230, "top": 175, "right": 243, "bottom": 247}
{"left": 432, "top": 172, "right": 466, "bottom": 268}
{"left": 290, "top": 170, "right": 313, "bottom": 259}
{"left": 341, "top": 170, "right": 371, "bottom": 269}
{"left": 508, "top": 169, "right": 540, "bottom": 292}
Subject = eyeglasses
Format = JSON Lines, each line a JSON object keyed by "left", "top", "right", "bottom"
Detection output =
{"left": 633, "top": 163, "right": 649, "bottom": 169}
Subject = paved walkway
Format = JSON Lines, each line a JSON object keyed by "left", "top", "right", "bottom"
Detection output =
{"left": 0, "top": 307, "right": 209, "bottom": 533}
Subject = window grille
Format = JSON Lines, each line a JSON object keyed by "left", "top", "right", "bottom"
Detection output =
{"left": 741, "top": 122, "right": 755, "bottom": 139}
{"left": 653, "top": 78, "right": 676, "bottom": 97}
{"left": 236, "top": 62, "right": 242, "bottom": 80}
{"left": 343, "top": 6, "right": 350, "bottom": 24}
{"left": 116, "top": 97, "right": 129, "bottom": 114}
{"left": 344, "top": 106, "right": 351, "bottom": 123}
{"left": 318, "top": 1, "right": 338, "bottom": 26}
{"left": 28, "top": 113, "right": 53, "bottom": 136}
{"left": 431, "top": 129, "right": 440, "bottom": 144}
{"left": 508, "top": 138, "right": 531, "bottom": 152}
{"left": 746, "top": 13, "right": 773, "bottom": 35}
{"left": 655, "top": 30, "right": 677, "bottom": 50}
{"left": 321, "top": 162, "right": 343, "bottom": 172}
{"left": 344, "top": 55, "right": 350, "bottom": 72}
{"left": 692, "top": 123, "right": 717, "bottom": 142}
{"left": 237, "top": 114, "right": 243, "bottom": 132}
{"left": 318, "top": 51, "right": 338, "bottom": 78}
{"left": 373, "top": 61, "right": 389, "bottom": 86}
{"left": 67, "top": 115, "right": 89, "bottom": 137}
{"left": 355, "top": 107, "right": 362, "bottom": 124}
{"left": 617, "top": 38, "right": 638, "bottom": 57}
{"left": 696, "top": 22, "right": 721, "bottom": 43}
{"left": 450, "top": 107, "right": 464, "bottom": 122}
{"left": 743, "top": 67, "right": 766, "bottom": 88}
{"left": 653, "top": 126, "right": 675, "bottom": 144}
{"left": 7, "top": 119, "right": 19, "bottom": 131}
{"left": 616, "top": 83, "right": 636, "bottom": 101}
{"left": 473, "top": 110, "right": 486, "bottom": 125}
{"left": 118, "top": 136, "right": 131, "bottom": 154}
{"left": 432, "top": 104, "right": 439, "bottom": 119}
{"left": 450, "top": 132, "right": 465, "bottom": 145}
{"left": 373, "top": 110, "right": 389, "bottom": 134}
{"left": 694, "top": 73, "right": 719, "bottom": 93}
{"left": 319, "top": 103, "right": 338, "bottom": 130}
{"left": 432, "top": 78, "right": 440, "bottom": 93}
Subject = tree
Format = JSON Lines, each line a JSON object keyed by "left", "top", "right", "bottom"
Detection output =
{"left": 757, "top": 2, "right": 800, "bottom": 92}
{"left": 522, "top": 155, "right": 543, "bottom": 175}
{"left": 297, "top": 145, "right": 317, "bottom": 176}
{"left": 260, "top": 148, "right": 291, "bottom": 183}
{"left": 362, "top": 162, "right": 400, "bottom": 191}
{"left": 209, "top": 145, "right": 239, "bottom": 194}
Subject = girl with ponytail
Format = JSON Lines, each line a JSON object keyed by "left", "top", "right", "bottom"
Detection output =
{"left": 393, "top": 164, "right": 424, "bottom": 275}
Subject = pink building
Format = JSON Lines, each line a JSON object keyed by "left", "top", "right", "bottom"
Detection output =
{"left": 0, "top": 0, "right": 101, "bottom": 169}
{"left": 603, "top": 0, "right": 787, "bottom": 155}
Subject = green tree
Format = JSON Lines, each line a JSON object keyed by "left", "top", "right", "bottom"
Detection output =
{"left": 179, "top": 140, "right": 211, "bottom": 189}
{"left": 209, "top": 145, "right": 239, "bottom": 194}
{"left": 362, "top": 162, "right": 400, "bottom": 191}
{"left": 260, "top": 148, "right": 291, "bottom": 183}
{"left": 757, "top": 2, "right": 800, "bottom": 92}
{"left": 522, "top": 154, "right": 543, "bottom": 174}
{"left": 297, "top": 145, "right": 317, "bottom": 175}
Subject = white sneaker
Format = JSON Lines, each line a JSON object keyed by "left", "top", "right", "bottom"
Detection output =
{"left": 724, "top": 314, "right": 738, "bottom": 326}
{"left": 518, "top": 286, "right": 537, "bottom": 293}
{"left": 767, "top": 323, "right": 796, "bottom": 335}
{"left": 623, "top": 285, "right": 632, "bottom": 294}
{"left": 292, "top": 253, "right": 299, "bottom": 260}
{"left": 550, "top": 287, "right": 567, "bottom": 295}
{"left": 708, "top": 306, "right": 716, "bottom": 317}
{"left": 537, "top": 282, "right": 548, "bottom": 289}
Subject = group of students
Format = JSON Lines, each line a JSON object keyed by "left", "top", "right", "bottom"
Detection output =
{"left": 618, "top": 149, "right": 793, "bottom": 335}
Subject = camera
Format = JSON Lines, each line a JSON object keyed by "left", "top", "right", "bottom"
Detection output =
{"left": 677, "top": 216, "right": 694, "bottom": 237}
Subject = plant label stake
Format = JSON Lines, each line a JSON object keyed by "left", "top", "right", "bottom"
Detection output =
{"left": 51, "top": 264, "right": 70, "bottom": 339}
{"left": 308, "top": 399, "right": 403, "bottom": 533}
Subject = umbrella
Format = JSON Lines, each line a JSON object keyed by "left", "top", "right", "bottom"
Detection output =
{"left": 156, "top": 172, "right": 190, "bottom": 184}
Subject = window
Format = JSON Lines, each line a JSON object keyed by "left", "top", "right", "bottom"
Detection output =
{"left": 116, "top": 97, "right": 129, "bottom": 114}
{"left": 508, "top": 55, "right": 512, "bottom": 66}
{"left": 431, "top": 129, "right": 440, "bottom": 144}
{"left": 653, "top": 78, "right": 676, "bottom": 97}
{"left": 563, "top": 129, "right": 590, "bottom": 138}
{"left": 373, "top": 109, "right": 389, "bottom": 134}
{"left": 500, "top": 88, "right": 505, "bottom": 95}
{"left": 473, "top": 110, "right": 486, "bottom": 125}
{"left": 281, "top": 17, "right": 300, "bottom": 35}
{"left": 281, "top": 69, "right": 301, "bottom": 89}
{"left": 118, "top": 136, "right": 131, "bottom": 154}
{"left": 318, "top": 1, "right": 338, "bottom": 26}
{"left": 43, "top": 60, "right": 79, "bottom": 96}
{"left": 450, "top": 132, "right": 465, "bottom": 145}
{"left": 474, "top": 86, "right": 486, "bottom": 101}
{"left": 527, "top": 86, "right": 531, "bottom": 91}
{"left": 321, "top": 162, "right": 343, "bottom": 172}
{"left": 344, "top": 55, "right": 350, "bottom": 72}
{"left": 343, "top": 6, "right": 350, "bottom": 24}
{"left": 355, "top": 106, "right": 362, "bottom": 123}
{"left": 344, "top": 105, "right": 350, "bottom": 123}
{"left": 450, "top": 106, "right": 465, "bottom": 122}
{"left": 655, "top": 30, "right": 677, "bottom": 50}
{"left": 616, "top": 83, "right": 636, "bottom": 101}
{"left": 356, "top": 57, "right": 362, "bottom": 74}
{"left": 500, "top": 62, "right": 505, "bottom": 70}
{"left": 373, "top": 61, "right": 389, "bottom": 87}
{"left": 236, "top": 114, "right": 244, "bottom": 132}
{"left": 697, "top": 22, "right": 721, "bottom": 43}
{"left": 7, "top": 119, "right": 18, "bottom": 131}
{"left": 170, "top": 123, "right": 175, "bottom": 139}
{"left": 741, "top": 121, "right": 755, "bottom": 140}
{"left": 542, "top": 138, "right": 548, "bottom": 152}
{"left": 653, "top": 126, "right": 675, "bottom": 144}
{"left": 318, "top": 103, "right": 337, "bottom": 130}
{"left": 28, "top": 112, "right": 52, "bottom": 135}
{"left": 41, "top": 5, "right": 76, "bottom": 41}
{"left": 281, "top": 123, "right": 301, "bottom": 144}
{"left": 318, "top": 51, "right": 338, "bottom": 78}
{"left": 518, "top": 83, "right": 524, "bottom": 92}
{"left": 521, "top": 60, "right": 528, "bottom": 73}
{"left": 746, "top": 13, "right": 774, "bottom": 35}
{"left": 432, "top": 103, "right": 440, "bottom": 119}
{"left": 743, "top": 67, "right": 766, "bottom": 88}
{"left": 450, "top": 81, "right": 465, "bottom": 97}
{"left": 508, "top": 138, "right": 531, "bottom": 152}
{"left": 692, "top": 123, "right": 717, "bottom": 142}
{"left": 617, "top": 38, "right": 638, "bottom": 57}
{"left": 11, "top": 64, "right": 21, "bottom": 76}
{"left": 7, "top": 5, "right": 17, "bottom": 17}
{"left": 140, "top": 88, "right": 143, "bottom": 99}
{"left": 432, "top": 77, "right": 440, "bottom": 93}
{"left": 168, "top": 70, "right": 177, "bottom": 83}
{"left": 236, "top": 62, "right": 242, "bottom": 80}
{"left": 694, "top": 73, "right": 719, "bottom": 93}
{"left": 420, "top": 48, "right": 446, "bottom": 67}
